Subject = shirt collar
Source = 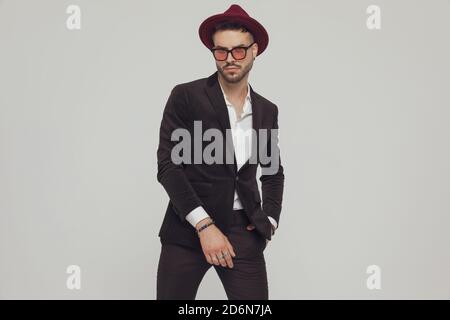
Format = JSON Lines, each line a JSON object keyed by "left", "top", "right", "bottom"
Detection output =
{"left": 219, "top": 81, "right": 252, "bottom": 113}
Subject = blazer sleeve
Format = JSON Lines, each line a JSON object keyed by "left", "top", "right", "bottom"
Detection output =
{"left": 157, "top": 85, "right": 205, "bottom": 222}
{"left": 259, "top": 105, "right": 285, "bottom": 227}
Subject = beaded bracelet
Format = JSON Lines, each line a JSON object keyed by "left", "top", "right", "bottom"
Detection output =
{"left": 197, "top": 220, "right": 215, "bottom": 235}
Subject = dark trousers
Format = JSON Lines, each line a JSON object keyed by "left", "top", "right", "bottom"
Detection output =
{"left": 156, "top": 209, "right": 268, "bottom": 300}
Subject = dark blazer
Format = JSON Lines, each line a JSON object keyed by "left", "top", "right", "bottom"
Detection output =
{"left": 157, "top": 71, "right": 284, "bottom": 250}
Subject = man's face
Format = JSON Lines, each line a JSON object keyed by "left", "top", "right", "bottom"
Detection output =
{"left": 212, "top": 30, "right": 258, "bottom": 84}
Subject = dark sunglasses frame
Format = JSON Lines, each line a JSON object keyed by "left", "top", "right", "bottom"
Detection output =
{"left": 210, "top": 42, "right": 256, "bottom": 61}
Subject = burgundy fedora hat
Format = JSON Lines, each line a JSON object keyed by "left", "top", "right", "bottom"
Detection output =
{"left": 198, "top": 4, "right": 269, "bottom": 56}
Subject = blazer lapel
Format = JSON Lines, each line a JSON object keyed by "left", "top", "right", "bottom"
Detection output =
{"left": 204, "top": 71, "right": 263, "bottom": 174}
{"left": 238, "top": 83, "right": 262, "bottom": 173}
{"left": 204, "top": 72, "right": 237, "bottom": 174}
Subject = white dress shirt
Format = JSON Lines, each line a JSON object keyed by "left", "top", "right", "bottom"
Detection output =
{"left": 185, "top": 82, "right": 278, "bottom": 230}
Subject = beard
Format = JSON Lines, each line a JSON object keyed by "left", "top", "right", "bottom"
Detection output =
{"left": 216, "top": 59, "right": 253, "bottom": 84}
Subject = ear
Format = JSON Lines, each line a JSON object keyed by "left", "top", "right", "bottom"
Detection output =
{"left": 252, "top": 42, "right": 259, "bottom": 58}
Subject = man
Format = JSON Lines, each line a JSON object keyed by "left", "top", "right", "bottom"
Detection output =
{"left": 156, "top": 4, "right": 284, "bottom": 300}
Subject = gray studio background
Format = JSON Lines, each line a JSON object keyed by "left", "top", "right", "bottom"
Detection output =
{"left": 1, "top": 0, "right": 449, "bottom": 299}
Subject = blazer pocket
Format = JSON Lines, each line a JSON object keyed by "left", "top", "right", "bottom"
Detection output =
{"left": 191, "top": 181, "right": 212, "bottom": 197}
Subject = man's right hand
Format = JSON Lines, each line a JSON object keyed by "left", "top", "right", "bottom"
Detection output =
{"left": 196, "top": 218, "right": 236, "bottom": 269}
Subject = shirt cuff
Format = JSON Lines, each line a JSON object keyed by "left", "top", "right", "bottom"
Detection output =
{"left": 268, "top": 216, "right": 278, "bottom": 230}
{"left": 185, "top": 206, "right": 210, "bottom": 228}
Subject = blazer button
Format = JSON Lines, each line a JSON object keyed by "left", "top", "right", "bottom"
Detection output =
{"left": 235, "top": 176, "right": 239, "bottom": 181}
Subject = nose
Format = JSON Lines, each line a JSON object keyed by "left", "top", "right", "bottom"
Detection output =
{"left": 226, "top": 51, "right": 236, "bottom": 64}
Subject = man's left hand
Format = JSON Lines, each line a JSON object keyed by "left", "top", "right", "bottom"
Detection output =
{"left": 246, "top": 224, "right": 270, "bottom": 248}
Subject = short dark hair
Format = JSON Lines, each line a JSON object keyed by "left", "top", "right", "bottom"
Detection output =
{"left": 211, "top": 21, "right": 255, "bottom": 45}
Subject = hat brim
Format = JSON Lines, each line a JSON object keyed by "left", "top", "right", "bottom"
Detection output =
{"left": 198, "top": 14, "right": 269, "bottom": 56}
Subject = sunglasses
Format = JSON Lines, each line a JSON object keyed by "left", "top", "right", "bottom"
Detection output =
{"left": 210, "top": 42, "right": 256, "bottom": 61}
